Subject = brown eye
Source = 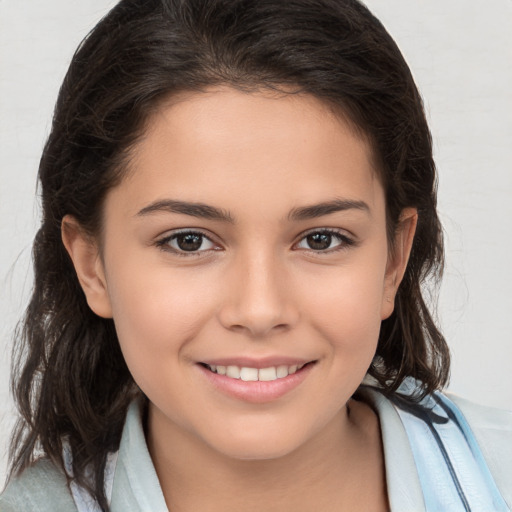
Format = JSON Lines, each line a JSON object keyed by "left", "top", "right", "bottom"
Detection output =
{"left": 306, "top": 233, "right": 333, "bottom": 250}
{"left": 295, "top": 229, "right": 354, "bottom": 252}
{"left": 160, "top": 231, "right": 216, "bottom": 253}
{"left": 175, "top": 233, "right": 204, "bottom": 251}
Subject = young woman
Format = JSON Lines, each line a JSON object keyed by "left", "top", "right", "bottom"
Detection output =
{"left": 1, "top": 1, "right": 510, "bottom": 511}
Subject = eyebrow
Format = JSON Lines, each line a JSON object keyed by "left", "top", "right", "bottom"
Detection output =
{"left": 288, "top": 199, "right": 370, "bottom": 221}
{"left": 136, "top": 198, "right": 369, "bottom": 223}
{"left": 137, "top": 199, "right": 235, "bottom": 222}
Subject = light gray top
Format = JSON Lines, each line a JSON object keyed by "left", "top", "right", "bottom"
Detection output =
{"left": 1, "top": 386, "right": 511, "bottom": 512}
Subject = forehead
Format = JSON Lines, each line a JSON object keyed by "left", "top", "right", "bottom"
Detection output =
{"left": 111, "top": 87, "right": 383, "bottom": 222}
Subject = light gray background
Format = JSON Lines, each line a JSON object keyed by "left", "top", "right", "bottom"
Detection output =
{"left": 1, "top": 0, "right": 511, "bottom": 485}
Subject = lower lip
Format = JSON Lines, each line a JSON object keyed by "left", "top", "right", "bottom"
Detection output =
{"left": 197, "top": 363, "right": 315, "bottom": 403}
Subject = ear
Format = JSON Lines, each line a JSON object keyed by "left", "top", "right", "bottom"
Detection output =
{"left": 381, "top": 208, "right": 418, "bottom": 320}
{"left": 61, "top": 215, "right": 113, "bottom": 318}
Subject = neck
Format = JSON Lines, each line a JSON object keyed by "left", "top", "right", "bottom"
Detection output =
{"left": 147, "top": 399, "right": 388, "bottom": 512}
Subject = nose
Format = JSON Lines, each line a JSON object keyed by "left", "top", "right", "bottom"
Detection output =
{"left": 217, "top": 250, "right": 299, "bottom": 338}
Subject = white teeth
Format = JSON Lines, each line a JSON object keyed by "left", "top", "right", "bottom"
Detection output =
{"left": 258, "top": 367, "right": 278, "bottom": 381}
{"left": 226, "top": 365, "right": 241, "bottom": 379}
{"left": 206, "top": 363, "right": 309, "bottom": 381}
{"left": 276, "top": 365, "right": 289, "bottom": 378}
{"left": 240, "top": 367, "right": 259, "bottom": 381}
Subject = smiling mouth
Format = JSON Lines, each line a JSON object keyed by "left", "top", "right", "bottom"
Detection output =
{"left": 200, "top": 362, "right": 314, "bottom": 382}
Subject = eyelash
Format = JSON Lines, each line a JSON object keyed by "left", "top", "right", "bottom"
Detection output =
{"left": 155, "top": 228, "right": 356, "bottom": 257}
{"left": 156, "top": 229, "right": 219, "bottom": 258}
{"left": 296, "top": 228, "right": 356, "bottom": 254}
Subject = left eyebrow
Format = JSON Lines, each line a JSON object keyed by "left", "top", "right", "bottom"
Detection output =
{"left": 136, "top": 199, "right": 234, "bottom": 223}
{"left": 288, "top": 199, "right": 370, "bottom": 221}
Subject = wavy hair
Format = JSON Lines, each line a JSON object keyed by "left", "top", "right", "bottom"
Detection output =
{"left": 8, "top": 0, "right": 448, "bottom": 509}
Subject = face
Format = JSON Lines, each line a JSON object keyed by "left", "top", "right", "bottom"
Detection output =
{"left": 65, "top": 87, "right": 415, "bottom": 461}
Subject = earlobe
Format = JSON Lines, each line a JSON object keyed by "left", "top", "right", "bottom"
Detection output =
{"left": 381, "top": 208, "right": 418, "bottom": 319}
{"left": 61, "top": 215, "right": 113, "bottom": 318}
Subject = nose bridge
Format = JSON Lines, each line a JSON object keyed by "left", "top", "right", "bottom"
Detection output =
{"left": 218, "top": 245, "right": 297, "bottom": 337}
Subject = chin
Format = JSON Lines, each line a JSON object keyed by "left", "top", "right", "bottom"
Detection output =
{"left": 198, "top": 419, "right": 316, "bottom": 462}
{"left": 211, "top": 438, "right": 301, "bottom": 462}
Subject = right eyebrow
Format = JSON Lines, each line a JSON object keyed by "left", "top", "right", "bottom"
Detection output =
{"left": 288, "top": 198, "right": 370, "bottom": 221}
{"left": 136, "top": 199, "right": 235, "bottom": 223}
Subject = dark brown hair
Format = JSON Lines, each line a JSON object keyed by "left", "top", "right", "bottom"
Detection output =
{"left": 8, "top": 0, "right": 448, "bottom": 509}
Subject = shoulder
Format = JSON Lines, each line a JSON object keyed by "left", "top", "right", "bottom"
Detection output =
{"left": 358, "top": 380, "right": 512, "bottom": 510}
{"left": 0, "top": 458, "right": 77, "bottom": 512}
{"left": 447, "top": 392, "right": 512, "bottom": 432}
{"left": 447, "top": 393, "right": 512, "bottom": 504}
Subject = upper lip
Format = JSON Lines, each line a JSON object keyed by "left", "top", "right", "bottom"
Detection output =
{"left": 199, "top": 356, "right": 315, "bottom": 369}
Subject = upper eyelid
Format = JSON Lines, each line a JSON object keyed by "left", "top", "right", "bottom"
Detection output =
{"left": 301, "top": 227, "right": 346, "bottom": 235}
{"left": 158, "top": 228, "right": 215, "bottom": 242}
{"left": 156, "top": 229, "right": 220, "bottom": 251}
{"left": 296, "top": 227, "right": 353, "bottom": 241}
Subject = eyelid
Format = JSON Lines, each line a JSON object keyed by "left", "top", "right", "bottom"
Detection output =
{"left": 293, "top": 227, "right": 356, "bottom": 252}
{"left": 156, "top": 228, "right": 222, "bottom": 256}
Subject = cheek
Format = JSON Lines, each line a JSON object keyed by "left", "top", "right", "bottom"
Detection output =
{"left": 104, "top": 258, "right": 219, "bottom": 378}
{"left": 301, "top": 257, "right": 387, "bottom": 353}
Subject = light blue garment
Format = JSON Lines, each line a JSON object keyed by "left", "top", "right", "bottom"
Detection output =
{"left": 359, "top": 382, "right": 512, "bottom": 512}
{"left": 386, "top": 382, "right": 509, "bottom": 511}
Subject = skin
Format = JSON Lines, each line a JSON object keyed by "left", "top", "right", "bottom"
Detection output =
{"left": 63, "top": 87, "right": 417, "bottom": 511}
